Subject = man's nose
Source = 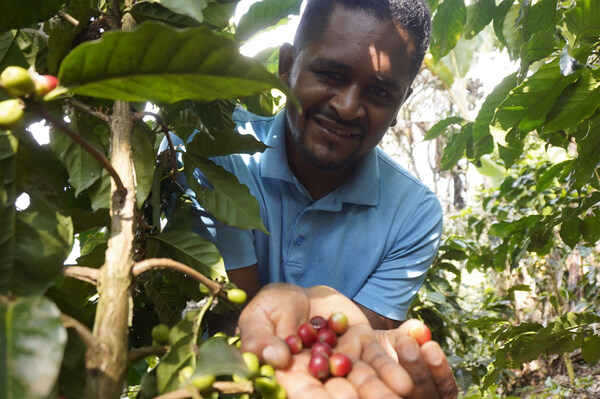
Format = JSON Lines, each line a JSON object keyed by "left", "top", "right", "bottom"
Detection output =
{"left": 329, "top": 85, "right": 365, "bottom": 121}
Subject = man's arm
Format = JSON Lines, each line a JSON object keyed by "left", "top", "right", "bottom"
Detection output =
{"left": 355, "top": 302, "right": 402, "bottom": 330}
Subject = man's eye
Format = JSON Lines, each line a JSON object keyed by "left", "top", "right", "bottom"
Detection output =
{"left": 321, "top": 71, "right": 343, "bottom": 80}
{"left": 370, "top": 86, "right": 388, "bottom": 97}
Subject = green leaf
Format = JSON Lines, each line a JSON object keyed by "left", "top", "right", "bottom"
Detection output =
{"left": 0, "top": 0, "right": 63, "bottom": 31}
{"left": 489, "top": 215, "right": 543, "bottom": 237}
{"left": 147, "top": 230, "right": 226, "bottom": 280}
{"left": 156, "top": 304, "right": 207, "bottom": 393}
{"left": 543, "top": 69, "right": 600, "bottom": 133}
{"left": 152, "top": 0, "right": 208, "bottom": 23}
{"left": 441, "top": 122, "right": 473, "bottom": 170}
{"left": 202, "top": 1, "right": 238, "bottom": 29}
{"left": 424, "top": 116, "right": 465, "bottom": 141}
{"left": 536, "top": 160, "right": 571, "bottom": 193}
{"left": 494, "top": 1, "right": 523, "bottom": 59}
{"left": 11, "top": 200, "right": 74, "bottom": 296}
{"left": 50, "top": 119, "right": 104, "bottom": 197}
{"left": 463, "top": 0, "right": 496, "bottom": 40}
{"left": 0, "top": 130, "right": 17, "bottom": 294}
{"left": 495, "top": 60, "right": 582, "bottom": 133}
{"left": 59, "top": 22, "right": 296, "bottom": 105}
{"left": 579, "top": 209, "right": 600, "bottom": 245}
{"left": 431, "top": 0, "right": 467, "bottom": 61}
{"left": 522, "top": 0, "right": 559, "bottom": 40}
{"left": 129, "top": 1, "right": 202, "bottom": 28}
{"left": 560, "top": 217, "right": 581, "bottom": 249}
{"left": 87, "top": 169, "right": 111, "bottom": 211}
{"left": 183, "top": 154, "right": 268, "bottom": 233}
{"left": 0, "top": 296, "right": 67, "bottom": 399}
{"left": 472, "top": 72, "right": 519, "bottom": 159}
{"left": 236, "top": 0, "right": 302, "bottom": 43}
{"left": 564, "top": 0, "right": 600, "bottom": 39}
{"left": 187, "top": 128, "right": 268, "bottom": 158}
{"left": 195, "top": 337, "right": 251, "bottom": 377}
{"left": 132, "top": 121, "right": 156, "bottom": 205}
{"left": 571, "top": 114, "right": 600, "bottom": 188}
{"left": 519, "top": 31, "right": 557, "bottom": 72}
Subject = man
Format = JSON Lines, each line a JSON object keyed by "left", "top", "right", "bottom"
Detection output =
{"left": 191, "top": 0, "right": 457, "bottom": 397}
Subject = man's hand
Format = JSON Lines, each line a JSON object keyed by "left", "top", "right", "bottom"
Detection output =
{"left": 237, "top": 283, "right": 458, "bottom": 399}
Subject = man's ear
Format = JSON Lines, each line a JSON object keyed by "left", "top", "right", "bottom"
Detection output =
{"left": 391, "top": 87, "right": 413, "bottom": 127}
{"left": 278, "top": 43, "right": 294, "bottom": 84}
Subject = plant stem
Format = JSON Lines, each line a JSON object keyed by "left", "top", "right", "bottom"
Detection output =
{"left": 26, "top": 101, "right": 127, "bottom": 197}
{"left": 132, "top": 258, "right": 241, "bottom": 314}
{"left": 63, "top": 266, "right": 99, "bottom": 285}
{"left": 564, "top": 353, "right": 576, "bottom": 385}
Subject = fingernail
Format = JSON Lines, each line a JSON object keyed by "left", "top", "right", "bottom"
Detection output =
{"left": 424, "top": 346, "right": 443, "bottom": 366}
{"left": 262, "top": 345, "right": 283, "bottom": 368}
{"left": 401, "top": 339, "right": 419, "bottom": 362}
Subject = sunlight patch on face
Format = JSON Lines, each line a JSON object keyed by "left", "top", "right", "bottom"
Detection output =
{"left": 368, "top": 44, "right": 392, "bottom": 76}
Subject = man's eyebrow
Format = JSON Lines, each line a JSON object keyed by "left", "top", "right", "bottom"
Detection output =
{"left": 310, "top": 58, "right": 353, "bottom": 72}
{"left": 373, "top": 74, "right": 399, "bottom": 90}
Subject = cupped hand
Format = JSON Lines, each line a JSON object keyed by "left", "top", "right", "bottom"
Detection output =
{"left": 374, "top": 320, "right": 458, "bottom": 399}
{"left": 237, "top": 283, "right": 416, "bottom": 398}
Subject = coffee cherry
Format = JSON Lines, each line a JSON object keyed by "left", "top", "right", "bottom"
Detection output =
{"left": 329, "top": 353, "right": 352, "bottom": 377}
{"left": 34, "top": 74, "right": 58, "bottom": 96}
{"left": 0, "top": 66, "right": 35, "bottom": 97}
{"left": 308, "top": 352, "right": 330, "bottom": 380}
{"left": 260, "top": 364, "right": 276, "bottom": 377}
{"left": 285, "top": 334, "right": 303, "bottom": 354}
{"left": 254, "top": 376, "right": 279, "bottom": 395}
{"left": 190, "top": 373, "right": 215, "bottom": 391}
{"left": 328, "top": 312, "right": 349, "bottom": 335}
{"left": 310, "top": 315, "right": 328, "bottom": 331}
{"left": 0, "top": 99, "right": 25, "bottom": 129}
{"left": 316, "top": 327, "right": 337, "bottom": 348}
{"left": 227, "top": 288, "right": 247, "bottom": 304}
{"left": 310, "top": 341, "right": 332, "bottom": 357}
{"left": 198, "top": 283, "right": 211, "bottom": 295}
{"left": 242, "top": 352, "right": 260, "bottom": 374}
{"left": 297, "top": 322, "right": 318, "bottom": 347}
{"left": 408, "top": 324, "right": 432, "bottom": 346}
{"left": 151, "top": 324, "right": 170, "bottom": 345}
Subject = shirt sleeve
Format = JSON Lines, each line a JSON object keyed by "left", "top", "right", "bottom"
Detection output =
{"left": 352, "top": 191, "right": 443, "bottom": 321}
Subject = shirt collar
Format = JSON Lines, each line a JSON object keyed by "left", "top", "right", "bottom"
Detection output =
{"left": 260, "top": 110, "right": 380, "bottom": 206}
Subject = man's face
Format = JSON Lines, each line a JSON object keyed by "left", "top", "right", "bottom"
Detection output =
{"left": 281, "top": 5, "right": 416, "bottom": 171}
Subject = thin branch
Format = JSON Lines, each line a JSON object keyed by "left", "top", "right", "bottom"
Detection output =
{"left": 63, "top": 266, "right": 99, "bottom": 285}
{"left": 58, "top": 11, "right": 79, "bottom": 26}
{"left": 132, "top": 258, "right": 241, "bottom": 314}
{"left": 62, "top": 314, "right": 95, "bottom": 348}
{"left": 26, "top": 101, "right": 127, "bottom": 198}
{"left": 135, "top": 111, "right": 178, "bottom": 174}
{"left": 128, "top": 345, "right": 168, "bottom": 364}
{"left": 69, "top": 98, "right": 110, "bottom": 123}
{"left": 111, "top": 0, "right": 123, "bottom": 29}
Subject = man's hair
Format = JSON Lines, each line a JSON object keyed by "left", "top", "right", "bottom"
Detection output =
{"left": 293, "top": 0, "right": 431, "bottom": 80}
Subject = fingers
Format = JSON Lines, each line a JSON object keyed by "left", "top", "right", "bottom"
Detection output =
{"left": 238, "top": 283, "right": 310, "bottom": 368}
{"left": 395, "top": 336, "right": 439, "bottom": 399}
{"left": 360, "top": 340, "right": 412, "bottom": 397}
{"left": 346, "top": 360, "right": 403, "bottom": 399}
{"left": 421, "top": 341, "right": 458, "bottom": 399}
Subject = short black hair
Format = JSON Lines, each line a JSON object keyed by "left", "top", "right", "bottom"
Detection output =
{"left": 293, "top": 0, "right": 431, "bottom": 81}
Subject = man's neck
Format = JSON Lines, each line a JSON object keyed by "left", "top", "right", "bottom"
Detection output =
{"left": 285, "top": 130, "right": 355, "bottom": 201}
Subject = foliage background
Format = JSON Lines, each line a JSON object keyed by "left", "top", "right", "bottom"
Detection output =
{"left": 0, "top": 0, "right": 598, "bottom": 398}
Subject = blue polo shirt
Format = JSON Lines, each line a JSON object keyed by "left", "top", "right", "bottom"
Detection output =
{"left": 206, "top": 107, "right": 443, "bottom": 321}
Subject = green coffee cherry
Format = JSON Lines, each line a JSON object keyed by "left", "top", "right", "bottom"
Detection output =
{"left": 198, "top": 282, "right": 211, "bottom": 295}
{"left": 227, "top": 288, "right": 247, "bottom": 304}
{"left": 189, "top": 373, "right": 215, "bottom": 391}
{"left": 242, "top": 352, "right": 260, "bottom": 374}
{"left": 0, "top": 99, "right": 25, "bottom": 129}
{"left": 0, "top": 66, "right": 35, "bottom": 97}
{"left": 151, "top": 324, "right": 170, "bottom": 345}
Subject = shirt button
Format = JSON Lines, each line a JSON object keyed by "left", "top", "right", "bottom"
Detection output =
{"left": 296, "top": 236, "right": 304, "bottom": 246}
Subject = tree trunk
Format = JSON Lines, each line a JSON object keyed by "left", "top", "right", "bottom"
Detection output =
{"left": 85, "top": 100, "right": 136, "bottom": 398}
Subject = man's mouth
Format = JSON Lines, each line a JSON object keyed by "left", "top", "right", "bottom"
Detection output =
{"left": 313, "top": 115, "right": 361, "bottom": 137}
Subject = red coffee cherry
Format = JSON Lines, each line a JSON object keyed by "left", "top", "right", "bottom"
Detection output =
{"left": 310, "top": 315, "right": 328, "bottom": 331}
{"left": 285, "top": 334, "right": 303, "bottom": 354}
{"left": 316, "top": 327, "right": 337, "bottom": 348}
{"left": 308, "top": 352, "right": 330, "bottom": 380}
{"left": 297, "top": 322, "right": 318, "bottom": 347}
{"left": 310, "top": 341, "right": 333, "bottom": 357}
{"left": 329, "top": 353, "right": 352, "bottom": 377}
{"left": 408, "top": 324, "right": 432, "bottom": 346}
{"left": 328, "top": 311, "right": 349, "bottom": 335}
